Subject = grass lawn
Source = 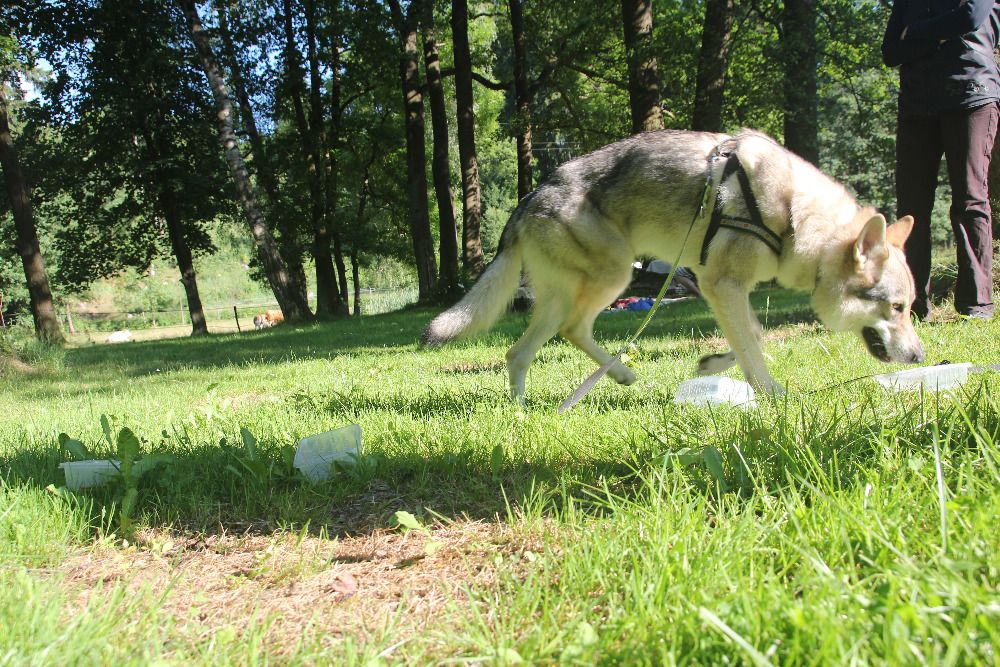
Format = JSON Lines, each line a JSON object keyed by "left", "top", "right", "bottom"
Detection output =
{"left": 2, "top": 284, "right": 999, "bottom": 665}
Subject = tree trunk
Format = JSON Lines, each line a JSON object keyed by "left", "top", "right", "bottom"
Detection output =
{"left": 351, "top": 248, "right": 361, "bottom": 317}
{"left": 0, "top": 84, "right": 64, "bottom": 344}
{"left": 391, "top": 2, "right": 437, "bottom": 302}
{"left": 351, "top": 176, "right": 369, "bottom": 317}
{"left": 178, "top": 0, "right": 312, "bottom": 322}
{"left": 284, "top": 0, "right": 339, "bottom": 317}
{"left": 423, "top": 1, "right": 461, "bottom": 300}
{"left": 452, "top": 0, "right": 486, "bottom": 279}
{"left": 621, "top": 0, "right": 662, "bottom": 134}
{"left": 321, "top": 9, "right": 351, "bottom": 315}
{"left": 159, "top": 188, "right": 208, "bottom": 336}
{"left": 333, "top": 232, "right": 349, "bottom": 306}
{"left": 216, "top": 0, "right": 309, "bottom": 303}
{"left": 782, "top": 0, "right": 818, "bottom": 164}
{"left": 507, "top": 0, "right": 534, "bottom": 202}
{"left": 692, "top": 0, "right": 734, "bottom": 132}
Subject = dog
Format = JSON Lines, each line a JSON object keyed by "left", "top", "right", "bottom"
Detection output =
{"left": 423, "top": 129, "right": 925, "bottom": 401}
{"left": 253, "top": 310, "right": 284, "bottom": 330}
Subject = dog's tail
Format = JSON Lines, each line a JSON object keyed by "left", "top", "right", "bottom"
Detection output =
{"left": 422, "top": 226, "right": 524, "bottom": 346}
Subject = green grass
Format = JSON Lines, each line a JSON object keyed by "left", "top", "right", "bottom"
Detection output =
{"left": 1, "top": 285, "right": 999, "bottom": 664}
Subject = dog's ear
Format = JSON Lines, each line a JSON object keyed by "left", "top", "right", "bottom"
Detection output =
{"left": 886, "top": 215, "right": 914, "bottom": 249}
{"left": 854, "top": 214, "right": 889, "bottom": 270}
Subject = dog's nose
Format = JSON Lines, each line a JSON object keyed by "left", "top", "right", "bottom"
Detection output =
{"left": 908, "top": 348, "right": 925, "bottom": 364}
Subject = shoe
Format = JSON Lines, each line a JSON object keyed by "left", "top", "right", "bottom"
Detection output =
{"left": 958, "top": 311, "right": 992, "bottom": 322}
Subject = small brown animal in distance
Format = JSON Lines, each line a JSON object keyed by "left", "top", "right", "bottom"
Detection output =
{"left": 253, "top": 310, "right": 284, "bottom": 330}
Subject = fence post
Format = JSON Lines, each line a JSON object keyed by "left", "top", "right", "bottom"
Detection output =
{"left": 234, "top": 306, "right": 241, "bottom": 333}
{"left": 65, "top": 302, "right": 77, "bottom": 334}
{"left": 0, "top": 293, "right": 5, "bottom": 328}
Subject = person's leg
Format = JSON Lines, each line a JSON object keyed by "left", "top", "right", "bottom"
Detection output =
{"left": 896, "top": 112, "right": 944, "bottom": 320}
{"left": 942, "top": 101, "right": 998, "bottom": 318}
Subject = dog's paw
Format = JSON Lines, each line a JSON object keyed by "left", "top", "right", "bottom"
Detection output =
{"left": 755, "top": 379, "right": 785, "bottom": 397}
{"left": 610, "top": 366, "right": 638, "bottom": 386}
{"left": 697, "top": 352, "right": 737, "bottom": 375}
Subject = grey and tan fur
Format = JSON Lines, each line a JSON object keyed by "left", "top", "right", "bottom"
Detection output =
{"left": 424, "top": 129, "right": 925, "bottom": 401}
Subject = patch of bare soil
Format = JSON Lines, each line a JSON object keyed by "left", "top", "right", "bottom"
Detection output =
{"left": 56, "top": 519, "right": 539, "bottom": 654}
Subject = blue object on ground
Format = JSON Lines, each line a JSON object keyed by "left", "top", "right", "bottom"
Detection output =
{"left": 628, "top": 298, "right": 654, "bottom": 311}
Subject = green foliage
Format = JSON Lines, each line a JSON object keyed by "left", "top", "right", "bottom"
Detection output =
{"left": 59, "top": 416, "right": 174, "bottom": 535}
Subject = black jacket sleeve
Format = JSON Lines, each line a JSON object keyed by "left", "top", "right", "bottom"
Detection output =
{"left": 906, "top": 0, "right": 995, "bottom": 40}
{"left": 882, "top": 1, "right": 939, "bottom": 66}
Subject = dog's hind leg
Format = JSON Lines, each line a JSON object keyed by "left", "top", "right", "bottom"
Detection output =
{"left": 506, "top": 287, "right": 571, "bottom": 402}
{"left": 560, "top": 274, "right": 637, "bottom": 385}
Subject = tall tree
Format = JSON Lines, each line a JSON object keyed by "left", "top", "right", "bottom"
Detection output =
{"left": 156, "top": 183, "right": 208, "bottom": 336}
{"left": 422, "top": 0, "right": 461, "bottom": 299}
{"left": 319, "top": 1, "right": 351, "bottom": 311}
{"left": 215, "top": 0, "right": 309, "bottom": 305}
{"left": 453, "top": 0, "right": 486, "bottom": 279}
{"left": 283, "top": 0, "right": 341, "bottom": 317}
{"left": 0, "top": 83, "right": 63, "bottom": 343}
{"left": 388, "top": 0, "right": 437, "bottom": 302}
{"left": 692, "top": 0, "right": 735, "bottom": 132}
{"left": 137, "top": 109, "right": 210, "bottom": 336}
{"left": 782, "top": 0, "right": 818, "bottom": 164}
{"left": 178, "top": 0, "right": 312, "bottom": 322}
{"left": 507, "top": 0, "right": 533, "bottom": 201}
{"left": 621, "top": 0, "right": 661, "bottom": 134}
{"left": 29, "top": 0, "right": 221, "bottom": 335}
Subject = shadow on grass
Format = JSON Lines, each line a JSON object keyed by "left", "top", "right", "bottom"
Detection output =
{"left": 7, "top": 380, "right": 999, "bottom": 542}
{"left": 2, "top": 433, "right": 657, "bottom": 539}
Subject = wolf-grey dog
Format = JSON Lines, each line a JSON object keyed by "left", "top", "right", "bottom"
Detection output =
{"left": 424, "top": 129, "right": 925, "bottom": 401}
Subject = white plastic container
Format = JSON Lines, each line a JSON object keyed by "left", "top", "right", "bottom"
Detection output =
{"left": 60, "top": 460, "right": 121, "bottom": 490}
{"left": 674, "top": 377, "right": 756, "bottom": 408}
{"left": 873, "top": 363, "right": 972, "bottom": 392}
{"left": 293, "top": 424, "right": 361, "bottom": 482}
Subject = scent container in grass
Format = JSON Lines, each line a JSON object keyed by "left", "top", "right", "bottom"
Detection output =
{"left": 673, "top": 376, "right": 756, "bottom": 407}
{"left": 60, "top": 460, "right": 121, "bottom": 490}
{"left": 873, "top": 363, "right": 971, "bottom": 392}
{"left": 294, "top": 424, "right": 361, "bottom": 482}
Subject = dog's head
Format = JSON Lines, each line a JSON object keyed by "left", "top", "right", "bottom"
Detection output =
{"left": 812, "top": 212, "right": 924, "bottom": 365}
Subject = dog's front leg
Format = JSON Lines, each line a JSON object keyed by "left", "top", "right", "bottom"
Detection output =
{"left": 699, "top": 279, "right": 784, "bottom": 395}
{"left": 697, "top": 311, "right": 764, "bottom": 375}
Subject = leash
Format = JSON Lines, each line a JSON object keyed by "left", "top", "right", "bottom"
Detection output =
{"left": 558, "top": 149, "right": 720, "bottom": 414}
{"left": 804, "top": 361, "right": 1000, "bottom": 395}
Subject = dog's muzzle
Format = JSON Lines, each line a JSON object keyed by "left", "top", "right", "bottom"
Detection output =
{"left": 862, "top": 327, "right": 890, "bottom": 362}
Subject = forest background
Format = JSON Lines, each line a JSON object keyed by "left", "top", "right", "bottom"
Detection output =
{"left": 1, "top": 0, "right": 995, "bottom": 342}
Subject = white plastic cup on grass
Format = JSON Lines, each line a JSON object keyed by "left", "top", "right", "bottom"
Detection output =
{"left": 873, "top": 363, "right": 972, "bottom": 392}
{"left": 293, "top": 424, "right": 361, "bottom": 482}
{"left": 60, "top": 460, "right": 121, "bottom": 490}
{"left": 674, "top": 377, "right": 756, "bottom": 408}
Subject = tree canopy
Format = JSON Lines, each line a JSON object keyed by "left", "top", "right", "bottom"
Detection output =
{"left": 1, "top": 0, "right": 978, "bottom": 338}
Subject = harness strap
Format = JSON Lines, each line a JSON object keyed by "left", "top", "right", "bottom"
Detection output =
{"left": 699, "top": 152, "right": 783, "bottom": 265}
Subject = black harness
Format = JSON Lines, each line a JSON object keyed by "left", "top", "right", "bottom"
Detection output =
{"left": 699, "top": 151, "right": 783, "bottom": 266}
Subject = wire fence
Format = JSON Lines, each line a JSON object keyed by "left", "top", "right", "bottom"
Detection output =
{"left": 2, "top": 285, "right": 419, "bottom": 342}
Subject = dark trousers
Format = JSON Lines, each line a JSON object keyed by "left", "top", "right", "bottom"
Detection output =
{"left": 895, "top": 101, "right": 998, "bottom": 319}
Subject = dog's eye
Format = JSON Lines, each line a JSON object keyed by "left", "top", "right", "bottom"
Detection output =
{"left": 891, "top": 303, "right": 905, "bottom": 313}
